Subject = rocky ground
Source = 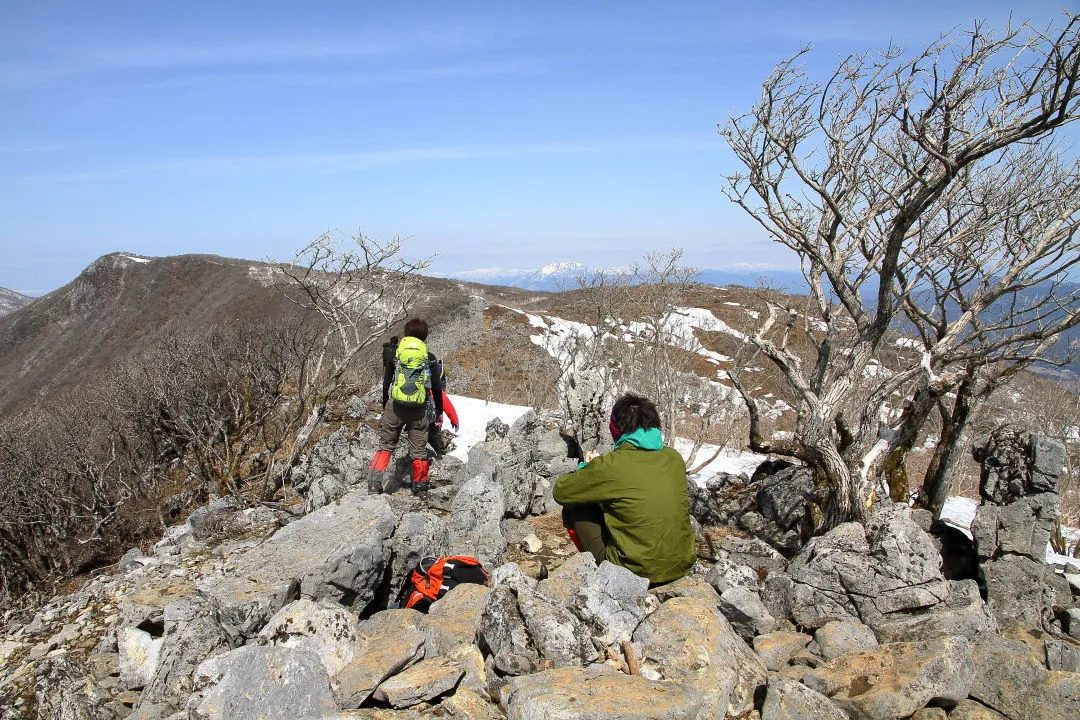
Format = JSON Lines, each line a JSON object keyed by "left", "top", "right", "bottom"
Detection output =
{"left": 1, "top": 414, "right": 1079, "bottom": 720}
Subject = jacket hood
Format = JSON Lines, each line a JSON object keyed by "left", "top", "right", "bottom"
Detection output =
{"left": 615, "top": 427, "right": 664, "bottom": 451}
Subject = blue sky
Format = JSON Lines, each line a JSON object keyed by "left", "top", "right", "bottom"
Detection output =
{"left": 0, "top": 1, "right": 1071, "bottom": 294}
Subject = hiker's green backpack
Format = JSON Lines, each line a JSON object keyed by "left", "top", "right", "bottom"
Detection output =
{"left": 390, "top": 337, "right": 430, "bottom": 407}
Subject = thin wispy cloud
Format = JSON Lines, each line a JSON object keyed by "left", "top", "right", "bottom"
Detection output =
{"left": 27, "top": 135, "right": 721, "bottom": 184}
{"left": 0, "top": 22, "right": 505, "bottom": 90}
{"left": 122, "top": 58, "right": 547, "bottom": 91}
{"left": 0, "top": 143, "right": 65, "bottom": 154}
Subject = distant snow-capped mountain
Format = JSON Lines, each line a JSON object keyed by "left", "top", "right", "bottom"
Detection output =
{"left": 444, "top": 262, "right": 595, "bottom": 291}
{"left": 0, "top": 287, "right": 34, "bottom": 318}
{"left": 441, "top": 263, "right": 808, "bottom": 293}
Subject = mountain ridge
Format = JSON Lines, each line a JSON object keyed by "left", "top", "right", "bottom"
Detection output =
{"left": 438, "top": 262, "right": 809, "bottom": 293}
{"left": 0, "top": 287, "right": 34, "bottom": 318}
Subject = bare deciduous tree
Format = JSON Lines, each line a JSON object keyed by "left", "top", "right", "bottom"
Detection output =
{"left": 276, "top": 231, "right": 431, "bottom": 475}
{"left": 550, "top": 249, "right": 745, "bottom": 464}
{"left": 721, "top": 16, "right": 1080, "bottom": 527}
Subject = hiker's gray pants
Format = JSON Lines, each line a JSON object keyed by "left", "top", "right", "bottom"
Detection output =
{"left": 379, "top": 401, "right": 429, "bottom": 460}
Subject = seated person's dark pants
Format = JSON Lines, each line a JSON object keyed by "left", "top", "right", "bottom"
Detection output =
{"left": 562, "top": 504, "right": 606, "bottom": 563}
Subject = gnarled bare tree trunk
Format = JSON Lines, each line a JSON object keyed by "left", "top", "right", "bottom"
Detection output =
{"left": 722, "top": 15, "right": 1080, "bottom": 529}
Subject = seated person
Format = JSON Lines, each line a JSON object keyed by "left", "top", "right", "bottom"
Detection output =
{"left": 553, "top": 392, "right": 695, "bottom": 585}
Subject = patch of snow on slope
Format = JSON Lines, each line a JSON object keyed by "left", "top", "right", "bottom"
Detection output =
{"left": 120, "top": 255, "right": 151, "bottom": 263}
{"left": 445, "top": 393, "right": 766, "bottom": 484}
{"left": 895, "top": 338, "right": 922, "bottom": 349}
{"left": 674, "top": 438, "right": 767, "bottom": 484}
{"left": 445, "top": 395, "right": 532, "bottom": 462}
{"left": 508, "top": 306, "right": 744, "bottom": 386}
{"left": 675, "top": 306, "right": 749, "bottom": 341}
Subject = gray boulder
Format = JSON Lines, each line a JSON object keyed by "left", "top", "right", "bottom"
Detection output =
{"left": 290, "top": 429, "right": 371, "bottom": 511}
{"left": 516, "top": 582, "right": 597, "bottom": 668}
{"left": 371, "top": 656, "right": 465, "bottom": 707}
{"left": 872, "top": 579, "right": 996, "bottom": 643}
{"left": 118, "top": 627, "right": 164, "bottom": 690}
{"left": 757, "top": 464, "right": 815, "bottom": 531}
{"left": 257, "top": 598, "right": 360, "bottom": 677}
{"left": 761, "top": 675, "right": 848, "bottom": 720}
{"left": 333, "top": 609, "right": 427, "bottom": 708}
{"left": 449, "top": 472, "right": 508, "bottom": 566}
{"left": 814, "top": 619, "right": 879, "bottom": 661}
{"left": 753, "top": 631, "right": 813, "bottom": 671}
{"left": 719, "top": 585, "right": 777, "bottom": 641}
{"left": 569, "top": 561, "right": 651, "bottom": 645}
{"left": 118, "top": 547, "right": 147, "bottom": 573}
{"left": 803, "top": 635, "right": 975, "bottom": 720}
{"left": 981, "top": 554, "right": 1069, "bottom": 630}
{"left": 138, "top": 596, "right": 231, "bottom": 711}
{"left": 486, "top": 417, "right": 509, "bottom": 441}
{"left": 651, "top": 573, "right": 725, "bottom": 608}
{"left": 299, "top": 472, "right": 347, "bottom": 513}
{"left": 948, "top": 699, "right": 1010, "bottom": 719}
{"left": 562, "top": 368, "right": 613, "bottom": 456}
{"left": 705, "top": 554, "right": 761, "bottom": 595}
{"left": 972, "top": 494, "right": 1059, "bottom": 562}
{"left": 188, "top": 645, "right": 336, "bottom": 720}
{"left": 187, "top": 496, "right": 239, "bottom": 541}
{"left": 35, "top": 656, "right": 126, "bottom": 720}
{"left": 633, "top": 595, "right": 767, "bottom": 718}
{"left": 718, "top": 534, "right": 790, "bottom": 575}
{"left": 762, "top": 572, "right": 795, "bottom": 621}
{"left": 788, "top": 505, "right": 952, "bottom": 633}
{"left": 389, "top": 512, "right": 450, "bottom": 592}
{"left": 420, "top": 582, "right": 490, "bottom": 655}
{"left": 1045, "top": 671, "right": 1080, "bottom": 720}
{"left": 197, "top": 493, "right": 396, "bottom": 639}
{"left": 503, "top": 665, "right": 704, "bottom": 720}
{"left": 477, "top": 584, "right": 540, "bottom": 676}
{"left": 538, "top": 551, "right": 597, "bottom": 607}
{"left": 1046, "top": 635, "right": 1080, "bottom": 672}
{"left": 440, "top": 687, "right": 505, "bottom": 720}
{"left": 458, "top": 440, "right": 503, "bottom": 487}
{"left": 967, "top": 631, "right": 1076, "bottom": 720}
{"left": 535, "top": 426, "right": 573, "bottom": 466}
{"left": 688, "top": 472, "right": 757, "bottom": 527}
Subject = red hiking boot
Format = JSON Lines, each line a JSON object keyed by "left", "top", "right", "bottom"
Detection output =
{"left": 368, "top": 450, "right": 391, "bottom": 494}
{"left": 411, "top": 458, "right": 430, "bottom": 496}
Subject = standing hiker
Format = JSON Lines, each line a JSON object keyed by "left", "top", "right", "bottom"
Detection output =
{"left": 553, "top": 392, "right": 695, "bottom": 585}
{"left": 368, "top": 318, "right": 443, "bottom": 495}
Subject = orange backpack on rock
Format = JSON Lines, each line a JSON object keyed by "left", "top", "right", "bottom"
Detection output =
{"left": 392, "top": 555, "right": 490, "bottom": 612}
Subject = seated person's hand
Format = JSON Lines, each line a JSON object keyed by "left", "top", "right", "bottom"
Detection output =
{"left": 584, "top": 450, "right": 600, "bottom": 462}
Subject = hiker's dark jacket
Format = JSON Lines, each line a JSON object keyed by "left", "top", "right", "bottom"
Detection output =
{"left": 381, "top": 338, "right": 444, "bottom": 418}
{"left": 553, "top": 427, "right": 695, "bottom": 585}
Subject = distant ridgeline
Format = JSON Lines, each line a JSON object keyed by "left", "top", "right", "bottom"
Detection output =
{"left": 0, "top": 286, "right": 34, "bottom": 318}
{"left": 441, "top": 263, "right": 809, "bottom": 294}
{"left": 444, "top": 264, "right": 1080, "bottom": 376}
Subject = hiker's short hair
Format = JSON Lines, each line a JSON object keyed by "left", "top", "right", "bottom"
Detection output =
{"left": 611, "top": 392, "right": 661, "bottom": 435}
{"left": 403, "top": 318, "right": 429, "bottom": 341}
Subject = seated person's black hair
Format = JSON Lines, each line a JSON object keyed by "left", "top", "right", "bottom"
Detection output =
{"left": 403, "top": 318, "right": 429, "bottom": 341}
{"left": 611, "top": 392, "right": 661, "bottom": 435}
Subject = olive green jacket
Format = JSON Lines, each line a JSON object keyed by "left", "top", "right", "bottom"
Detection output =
{"left": 553, "top": 430, "right": 695, "bottom": 585}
